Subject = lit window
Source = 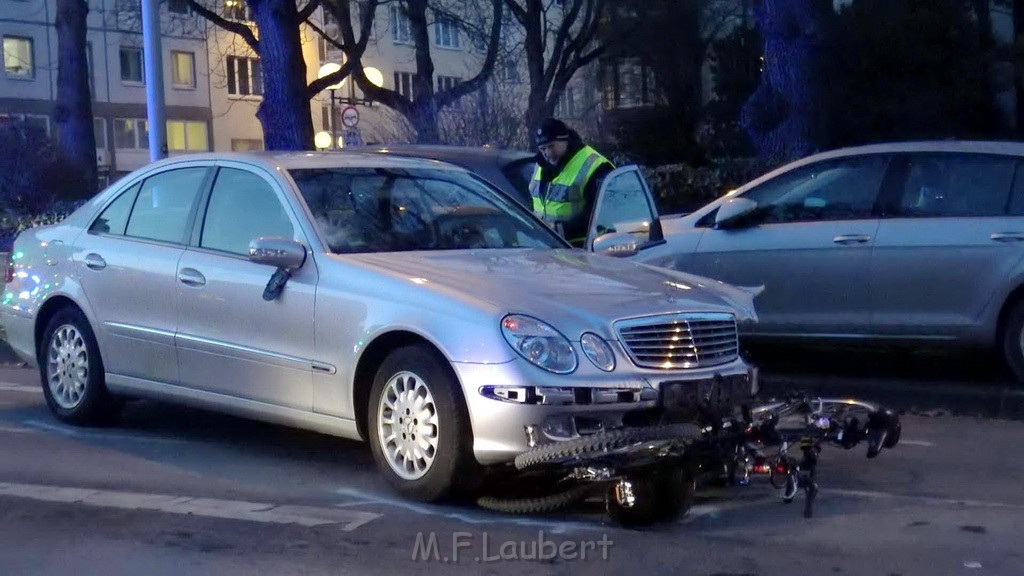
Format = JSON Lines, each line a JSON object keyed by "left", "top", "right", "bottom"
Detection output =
{"left": 171, "top": 51, "right": 195, "bottom": 88}
{"left": 223, "top": 0, "right": 252, "bottom": 21}
{"left": 3, "top": 37, "right": 34, "bottom": 78}
{"left": 113, "top": 118, "right": 149, "bottom": 149}
{"left": 167, "top": 120, "right": 209, "bottom": 152}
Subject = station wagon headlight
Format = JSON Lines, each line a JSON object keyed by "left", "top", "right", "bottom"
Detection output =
{"left": 580, "top": 332, "right": 615, "bottom": 372}
{"left": 501, "top": 315, "right": 577, "bottom": 374}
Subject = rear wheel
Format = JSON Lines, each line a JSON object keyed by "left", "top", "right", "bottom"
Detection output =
{"left": 1001, "top": 298, "right": 1024, "bottom": 386}
{"left": 367, "top": 344, "right": 476, "bottom": 502}
{"left": 39, "top": 307, "right": 121, "bottom": 426}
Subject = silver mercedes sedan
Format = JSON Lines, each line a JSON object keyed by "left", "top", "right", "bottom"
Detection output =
{"left": 0, "top": 151, "right": 758, "bottom": 502}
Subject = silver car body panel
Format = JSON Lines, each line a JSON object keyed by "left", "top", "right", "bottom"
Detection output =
{"left": 636, "top": 141, "right": 1024, "bottom": 347}
{"left": 1, "top": 151, "right": 759, "bottom": 466}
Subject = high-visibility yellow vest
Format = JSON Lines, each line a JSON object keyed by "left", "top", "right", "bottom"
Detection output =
{"left": 529, "top": 145, "right": 613, "bottom": 228}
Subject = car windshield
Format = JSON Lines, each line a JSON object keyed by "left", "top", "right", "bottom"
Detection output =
{"left": 287, "top": 166, "right": 567, "bottom": 254}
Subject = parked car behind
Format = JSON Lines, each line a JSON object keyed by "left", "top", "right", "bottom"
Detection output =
{"left": 353, "top": 144, "right": 537, "bottom": 208}
{"left": 577, "top": 141, "right": 1024, "bottom": 384}
{"left": 0, "top": 151, "right": 759, "bottom": 502}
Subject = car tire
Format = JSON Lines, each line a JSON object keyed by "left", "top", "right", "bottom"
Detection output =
{"left": 367, "top": 343, "right": 476, "bottom": 503}
{"left": 38, "top": 307, "right": 122, "bottom": 426}
{"left": 1002, "top": 299, "right": 1024, "bottom": 386}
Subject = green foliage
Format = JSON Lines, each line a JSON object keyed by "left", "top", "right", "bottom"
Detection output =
{"left": 0, "top": 120, "right": 90, "bottom": 215}
{"left": 642, "top": 158, "right": 777, "bottom": 215}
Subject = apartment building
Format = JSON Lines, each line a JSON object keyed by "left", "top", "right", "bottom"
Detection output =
{"left": 0, "top": 0, "right": 538, "bottom": 184}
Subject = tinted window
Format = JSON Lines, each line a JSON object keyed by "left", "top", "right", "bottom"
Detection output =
{"left": 289, "top": 167, "right": 565, "bottom": 253}
{"left": 895, "top": 153, "right": 1014, "bottom": 218}
{"left": 740, "top": 155, "right": 889, "bottom": 223}
{"left": 592, "top": 169, "right": 657, "bottom": 244}
{"left": 125, "top": 167, "right": 207, "bottom": 244}
{"left": 200, "top": 168, "right": 296, "bottom": 255}
{"left": 89, "top": 183, "right": 140, "bottom": 235}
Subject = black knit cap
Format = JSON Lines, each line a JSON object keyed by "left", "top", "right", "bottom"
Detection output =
{"left": 534, "top": 117, "right": 571, "bottom": 147}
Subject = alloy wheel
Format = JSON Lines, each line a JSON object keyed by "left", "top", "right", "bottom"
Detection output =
{"left": 376, "top": 370, "right": 440, "bottom": 480}
{"left": 46, "top": 324, "right": 90, "bottom": 410}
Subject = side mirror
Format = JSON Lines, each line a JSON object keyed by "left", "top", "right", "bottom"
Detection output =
{"left": 249, "top": 237, "right": 307, "bottom": 302}
{"left": 249, "top": 237, "right": 307, "bottom": 271}
{"left": 714, "top": 197, "right": 759, "bottom": 230}
{"left": 592, "top": 232, "right": 639, "bottom": 257}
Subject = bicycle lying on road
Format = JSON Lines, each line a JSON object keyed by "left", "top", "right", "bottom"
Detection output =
{"left": 475, "top": 392, "right": 903, "bottom": 527}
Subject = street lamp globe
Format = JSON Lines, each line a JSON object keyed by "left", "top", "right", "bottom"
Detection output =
{"left": 363, "top": 66, "right": 384, "bottom": 88}
{"left": 314, "top": 131, "right": 333, "bottom": 149}
{"left": 317, "top": 62, "right": 344, "bottom": 90}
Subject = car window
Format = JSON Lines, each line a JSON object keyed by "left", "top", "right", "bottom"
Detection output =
{"left": 592, "top": 169, "right": 657, "bottom": 243}
{"left": 199, "top": 168, "right": 297, "bottom": 256}
{"left": 89, "top": 182, "right": 141, "bottom": 236}
{"left": 288, "top": 167, "right": 567, "bottom": 253}
{"left": 501, "top": 157, "right": 538, "bottom": 205}
{"left": 739, "top": 155, "right": 889, "bottom": 224}
{"left": 895, "top": 153, "right": 1014, "bottom": 218}
{"left": 125, "top": 167, "right": 207, "bottom": 244}
{"left": 1008, "top": 161, "right": 1024, "bottom": 216}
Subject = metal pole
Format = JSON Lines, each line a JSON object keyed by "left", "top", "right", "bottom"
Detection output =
{"left": 141, "top": 0, "right": 167, "bottom": 161}
{"left": 330, "top": 89, "right": 337, "bottom": 148}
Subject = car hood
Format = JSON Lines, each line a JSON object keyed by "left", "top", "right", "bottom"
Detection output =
{"left": 344, "top": 249, "right": 758, "bottom": 338}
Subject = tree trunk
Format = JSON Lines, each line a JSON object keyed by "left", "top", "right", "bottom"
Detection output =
{"left": 740, "top": 0, "right": 830, "bottom": 163}
{"left": 407, "top": 0, "right": 439, "bottom": 143}
{"left": 251, "top": 0, "right": 315, "bottom": 150}
{"left": 54, "top": 0, "right": 97, "bottom": 196}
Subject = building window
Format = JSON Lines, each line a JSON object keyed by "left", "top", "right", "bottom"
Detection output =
{"left": 497, "top": 59, "right": 518, "bottom": 83}
{"left": 113, "top": 118, "right": 149, "bottom": 149}
{"left": 94, "top": 117, "right": 107, "bottom": 150}
{"left": 223, "top": 0, "right": 252, "bottom": 21}
{"left": 390, "top": 4, "right": 412, "bottom": 44}
{"left": 120, "top": 47, "right": 144, "bottom": 83}
{"left": 0, "top": 113, "right": 50, "bottom": 137}
{"left": 226, "top": 55, "right": 263, "bottom": 96}
{"left": 86, "top": 42, "right": 95, "bottom": 97}
{"left": 167, "top": 120, "right": 209, "bottom": 152}
{"left": 231, "top": 138, "right": 264, "bottom": 151}
{"left": 433, "top": 13, "right": 459, "bottom": 48}
{"left": 436, "top": 75, "right": 459, "bottom": 92}
{"left": 394, "top": 71, "right": 414, "bottom": 99}
{"left": 602, "top": 57, "right": 659, "bottom": 110}
{"left": 3, "top": 36, "right": 34, "bottom": 79}
{"left": 555, "top": 86, "right": 576, "bottom": 117}
{"left": 171, "top": 51, "right": 195, "bottom": 88}
{"left": 168, "top": 0, "right": 190, "bottom": 15}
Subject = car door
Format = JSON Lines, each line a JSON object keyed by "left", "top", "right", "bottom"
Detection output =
{"left": 585, "top": 165, "right": 665, "bottom": 254}
{"left": 689, "top": 154, "right": 893, "bottom": 337}
{"left": 174, "top": 163, "right": 317, "bottom": 411}
{"left": 74, "top": 165, "right": 211, "bottom": 384}
{"left": 868, "top": 152, "right": 1024, "bottom": 338}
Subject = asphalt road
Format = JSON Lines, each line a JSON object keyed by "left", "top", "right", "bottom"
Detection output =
{"left": 1, "top": 365, "right": 1023, "bottom": 575}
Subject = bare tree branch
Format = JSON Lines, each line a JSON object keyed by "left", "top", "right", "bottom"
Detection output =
{"left": 186, "top": 0, "right": 259, "bottom": 51}
{"left": 298, "top": 0, "right": 324, "bottom": 22}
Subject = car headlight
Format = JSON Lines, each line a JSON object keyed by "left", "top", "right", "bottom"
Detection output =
{"left": 580, "top": 332, "right": 615, "bottom": 372}
{"left": 501, "top": 314, "right": 577, "bottom": 374}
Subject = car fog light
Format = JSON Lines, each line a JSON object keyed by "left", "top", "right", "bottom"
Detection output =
{"left": 580, "top": 332, "right": 615, "bottom": 372}
{"left": 543, "top": 415, "right": 577, "bottom": 440}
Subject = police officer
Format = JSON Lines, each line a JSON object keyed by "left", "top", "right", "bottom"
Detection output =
{"left": 529, "top": 117, "right": 614, "bottom": 247}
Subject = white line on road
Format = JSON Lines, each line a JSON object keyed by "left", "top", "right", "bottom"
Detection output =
{"left": 899, "top": 440, "right": 935, "bottom": 447}
{"left": 820, "top": 488, "right": 1024, "bottom": 511}
{"left": 333, "top": 486, "right": 605, "bottom": 534}
{"left": 0, "top": 382, "right": 40, "bottom": 394}
{"left": 0, "top": 424, "right": 32, "bottom": 433}
{"left": 21, "top": 419, "right": 193, "bottom": 445}
{"left": 0, "top": 482, "right": 383, "bottom": 530}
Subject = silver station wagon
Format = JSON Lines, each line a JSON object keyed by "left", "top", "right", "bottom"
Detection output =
{"left": 0, "top": 152, "right": 758, "bottom": 502}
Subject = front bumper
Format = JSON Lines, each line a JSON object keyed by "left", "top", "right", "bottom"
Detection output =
{"left": 452, "top": 356, "right": 756, "bottom": 466}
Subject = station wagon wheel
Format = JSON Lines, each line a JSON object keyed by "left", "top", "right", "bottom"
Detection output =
{"left": 39, "top": 307, "right": 122, "bottom": 426}
{"left": 1001, "top": 298, "right": 1024, "bottom": 387}
{"left": 368, "top": 344, "right": 475, "bottom": 502}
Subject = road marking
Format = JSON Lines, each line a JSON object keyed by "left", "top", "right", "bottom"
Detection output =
{"left": 900, "top": 440, "right": 934, "bottom": 447}
{"left": 0, "top": 382, "right": 40, "bottom": 394}
{"left": 0, "top": 482, "right": 382, "bottom": 530}
{"left": 820, "top": 488, "right": 1024, "bottom": 511}
{"left": 21, "top": 419, "right": 193, "bottom": 445}
{"left": 0, "top": 424, "right": 32, "bottom": 433}
{"left": 333, "top": 486, "right": 604, "bottom": 533}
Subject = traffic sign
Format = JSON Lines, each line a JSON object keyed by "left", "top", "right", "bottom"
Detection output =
{"left": 340, "top": 105, "right": 359, "bottom": 128}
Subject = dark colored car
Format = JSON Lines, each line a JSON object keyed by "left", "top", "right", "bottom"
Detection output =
{"left": 353, "top": 144, "right": 537, "bottom": 207}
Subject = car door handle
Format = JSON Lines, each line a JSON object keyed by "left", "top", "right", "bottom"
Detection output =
{"left": 84, "top": 253, "right": 106, "bottom": 270}
{"left": 178, "top": 268, "right": 206, "bottom": 287}
{"left": 833, "top": 234, "right": 871, "bottom": 245}
{"left": 991, "top": 232, "right": 1024, "bottom": 243}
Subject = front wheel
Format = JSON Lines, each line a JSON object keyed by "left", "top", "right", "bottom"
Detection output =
{"left": 1001, "top": 298, "right": 1024, "bottom": 386}
{"left": 39, "top": 307, "right": 121, "bottom": 426}
{"left": 367, "top": 344, "right": 476, "bottom": 503}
